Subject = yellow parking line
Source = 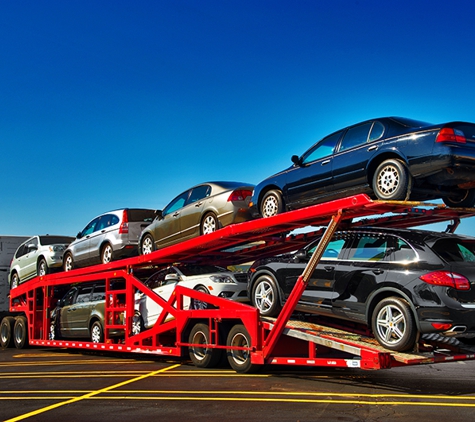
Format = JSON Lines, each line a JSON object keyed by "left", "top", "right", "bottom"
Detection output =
{"left": 4, "top": 363, "right": 181, "bottom": 422}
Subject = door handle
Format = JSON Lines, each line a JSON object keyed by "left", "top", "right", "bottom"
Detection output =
{"left": 322, "top": 159, "right": 331, "bottom": 166}
{"left": 367, "top": 145, "right": 378, "bottom": 152}
{"left": 372, "top": 269, "right": 384, "bottom": 275}
{"left": 324, "top": 266, "right": 335, "bottom": 272}
{"left": 173, "top": 212, "right": 180, "bottom": 217}
{"left": 195, "top": 202, "right": 203, "bottom": 207}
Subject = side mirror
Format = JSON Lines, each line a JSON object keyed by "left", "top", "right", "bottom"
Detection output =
{"left": 154, "top": 210, "right": 163, "bottom": 220}
{"left": 291, "top": 155, "right": 301, "bottom": 166}
{"left": 164, "top": 274, "right": 179, "bottom": 282}
{"left": 76, "top": 232, "right": 82, "bottom": 239}
{"left": 293, "top": 250, "right": 307, "bottom": 263}
{"left": 27, "top": 243, "right": 38, "bottom": 251}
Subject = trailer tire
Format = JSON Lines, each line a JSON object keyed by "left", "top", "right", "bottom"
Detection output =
{"left": 13, "top": 316, "right": 28, "bottom": 349}
{"left": 251, "top": 275, "right": 281, "bottom": 317}
{"left": 188, "top": 323, "right": 222, "bottom": 368}
{"left": 1, "top": 317, "right": 16, "bottom": 348}
{"left": 226, "top": 324, "right": 258, "bottom": 374}
{"left": 371, "top": 297, "right": 417, "bottom": 352}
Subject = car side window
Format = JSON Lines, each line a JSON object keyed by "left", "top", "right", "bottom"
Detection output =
{"left": 91, "top": 284, "right": 106, "bottom": 301}
{"left": 82, "top": 218, "right": 99, "bottom": 237}
{"left": 63, "top": 288, "right": 78, "bottom": 306}
{"left": 96, "top": 214, "right": 118, "bottom": 230}
{"left": 76, "top": 286, "right": 93, "bottom": 304}
{"left": 390, "top": 238, "right": 417, "bottom": 262}
{"left": 16, "top": 242, "right": 29, "bottom": 258}
{"left": 187, "top": 185, "right": 211, "bottom": 204}
{"left": 302, "top": 131, "right": 342, "bottom": 165}
{"left": 338, "top": 122, "right": 373, "bottom": 152}
{"left": 348, "top": 234, "right": 390, "bottom": 261}
{"left": 163, "top": 191, "right": 189, "bottom": 216}
{"left": 369, "top": 121, "right": 385, "bottom": 141}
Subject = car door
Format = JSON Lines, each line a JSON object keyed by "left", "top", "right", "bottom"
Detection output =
{"left": 331, "top": 121, "right": 384, "bottom": 193}
{"left": 155, "top": 191, "right": 190, "bottom": 248}
{"left": 73, "top": 217, "right": 99, "bottom": 264}
{"left": 20, "top": 237, "right": 39, "bottom": 280}
{"left": 88, "top": 214, "right": 117, "bottom": 261}
{"left": 279, "top": 237, "right": 347, "bottom": 315}
{"left": 331, "top": 232, "right": 391, "bottom": 322}
{"left": 284, "top": 131, "right": 342, "bottom": 208}
{"left": 58, "top": 287, "right": 79, "bottom": 336}
{"left": 65, "top": 284, "right": 94, "bottom": 337}
{"left": 177, "top": 185, "right": 210, "bottom": 240}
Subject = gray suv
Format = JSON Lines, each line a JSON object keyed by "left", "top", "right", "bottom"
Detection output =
{"left": 63, "top": 208, "right": 154, "bottom": 271}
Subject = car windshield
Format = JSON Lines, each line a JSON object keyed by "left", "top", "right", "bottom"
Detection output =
{"left": 431, "top": 238, "right": 475, "bottom": 263}
{"left": 39, "top": 236, "right": 75, "bottom": 245}
{"left": 178, "top": 265, "right": 228, "bottom": 276}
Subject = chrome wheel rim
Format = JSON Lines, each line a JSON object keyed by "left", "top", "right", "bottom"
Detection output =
{"left": 377, "top": 164, "right": 400, "bottom": 196}
{"left": 375, "top": 304, "right": 406, "bottom": 346}
{"left": 262, "top": 195, "right": 279, "bottom": 217}
{"left": 254, "top": 280, "right": 275, "bottom": 313}
{"left": 202, "top": 216, "right": 216, "bottom": 234}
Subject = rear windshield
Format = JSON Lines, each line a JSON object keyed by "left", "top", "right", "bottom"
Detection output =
{"left": 431, "top": 238, "right": 475, "bottom": 263}
{"left": 390, "top": 117, "right": 432, "bottom": 128}
{"left": 127, "top": 209, "right": 155, "bottom": 222}
{"left": 39, "top": 236, "right": 75, "bottom": 245}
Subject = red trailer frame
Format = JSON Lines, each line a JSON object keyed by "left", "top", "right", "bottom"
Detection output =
{"left": 7, "top": 194, "right": 475, "bottom": 373}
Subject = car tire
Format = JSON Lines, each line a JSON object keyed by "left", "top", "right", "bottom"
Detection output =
{"left": 10, "top": 272, "right": 19, "bottom": 289}
{"left": 200, "top": 212, "right": 218, "bottom": 235}
{"left": 251, "top": 275, "right": 281, "bottom": 317}
{"left": 101, "top": 243, "right": 113, "bottom": 265}
{"left": 140, "top": 234, "right": 155, "bottom": 255}
{"left": 1, "top": 316, "right": 16, "bottom": 348}
{"left": 190, "top": 286, "right": 210, "bottom": 310}
{"left": 37, "top": 258, "right": 49, "bottom": 277}
{"left": 49, "top": 319, "right": 61, "bottom": 340}
{"left": 90, "top": 321, "right": 104, "bottom": 343}
{"left": 13, "top": 316, "right": 28, "bottom": 349}
{"left": 260, "top": 190, "right": 284, "bottom": 218}
{"left": 132, "top": 314, "right": 144, "bottom": 336}
{"left": 371, "top": 297, "right": 417, "bottom": 352}
{"left": 373, "top": 159, "right": 411, "bottom": 201}
{"left": 63, "top": 253, "right": 74, "bottom": 272}
{"left": 226, "top": 324, "right": 258, "bottom": 373}
{"left": 442, "top": 188, "right": 475, "bottom": 208}
{"left": 188, "top": 323, "right": 222, "bottom": 368}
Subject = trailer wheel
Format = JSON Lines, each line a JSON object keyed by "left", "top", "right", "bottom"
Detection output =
{"left": 252, "top": 275, "right": 281, "bottom": 317}
{"left": 226, "top": 324, "right": 257, "bottom": 374}
{"left": 371, "top": 297, "right": 417, "bottom": 352}
{"left": 1, "top": 317, "right": 16, "bottom": 348}
{"left": 188, "top": 323, "right": 222, "bottom": 368}
{"left": 200, "top": 213, "right": 218, "bottom": 235}
{"left": 260, "top": 189, "right": 284, "bottom": 218}
{"left": 13, "top": 316, "right": 28, "bottom": 349}
{"left": 37, "top": 258, "right": 49, "bottom": 277}
{"left": 90, "top": 321, "right": 104, "bottom": 343}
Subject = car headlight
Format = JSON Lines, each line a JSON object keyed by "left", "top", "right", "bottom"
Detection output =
{"left": 209, "top": 275, "right": 236, "bottom": 284}
{"left": 49, "top": 245, "right": 65, "bottom": 252}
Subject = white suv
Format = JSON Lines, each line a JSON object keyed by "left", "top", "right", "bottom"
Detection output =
{"left": 63, "top": 208, "right": 155, "bottom": 271}
{"left": 9, "top": 235, "right": 75, "bottom": 288}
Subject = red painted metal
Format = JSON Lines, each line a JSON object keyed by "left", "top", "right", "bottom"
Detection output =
{"left": 10, "top": 194, "right": 475, "bottom": 372}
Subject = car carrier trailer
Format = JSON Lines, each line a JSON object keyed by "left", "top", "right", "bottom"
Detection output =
{"left": 3, "top": 194, "right": 475, "bottom": 373}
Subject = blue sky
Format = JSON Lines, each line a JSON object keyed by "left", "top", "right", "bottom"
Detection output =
{"left": 1, "top": 0, "right": 475, "bottom": 237}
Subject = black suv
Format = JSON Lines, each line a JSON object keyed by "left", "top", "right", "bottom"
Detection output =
{"left": 248, "top": 227, "right": 475, "bottom": 352}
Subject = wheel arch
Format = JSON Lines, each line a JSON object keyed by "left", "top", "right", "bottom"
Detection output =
{"left": 366, "top": 152, "right": 410, "bottom": 187}
{"left": 365, "top": 287, "right": 420, "bottom": 331}
{"left": 249, "top": 269, "right": 284, "bottom": 307}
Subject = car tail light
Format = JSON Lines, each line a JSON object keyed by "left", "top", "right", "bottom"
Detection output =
{"left": 228, "top": 189, "right": 253, "bottom": 202}
{"left": 119, "top": 210, "right": 129, "bottom": 234}
{"left": 431, "top": 322, "right": 452, "bottom": 331}
{"left": 420, "top": 271, "right": 471, "bottom": 290}
{"left": 436, "top": 128, "right": 466, "bottom": 143}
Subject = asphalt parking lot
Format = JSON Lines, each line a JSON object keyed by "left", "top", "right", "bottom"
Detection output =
{"left": 2, "top": 347, "right": 475, "bottom": 422}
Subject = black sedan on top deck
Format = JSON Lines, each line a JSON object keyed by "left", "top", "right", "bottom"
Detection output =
{"left": 248, "top": 227, "right": 475, "bottom": 352}
{"left": 249, "top": 117, "right": 475, "bottom": 218}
